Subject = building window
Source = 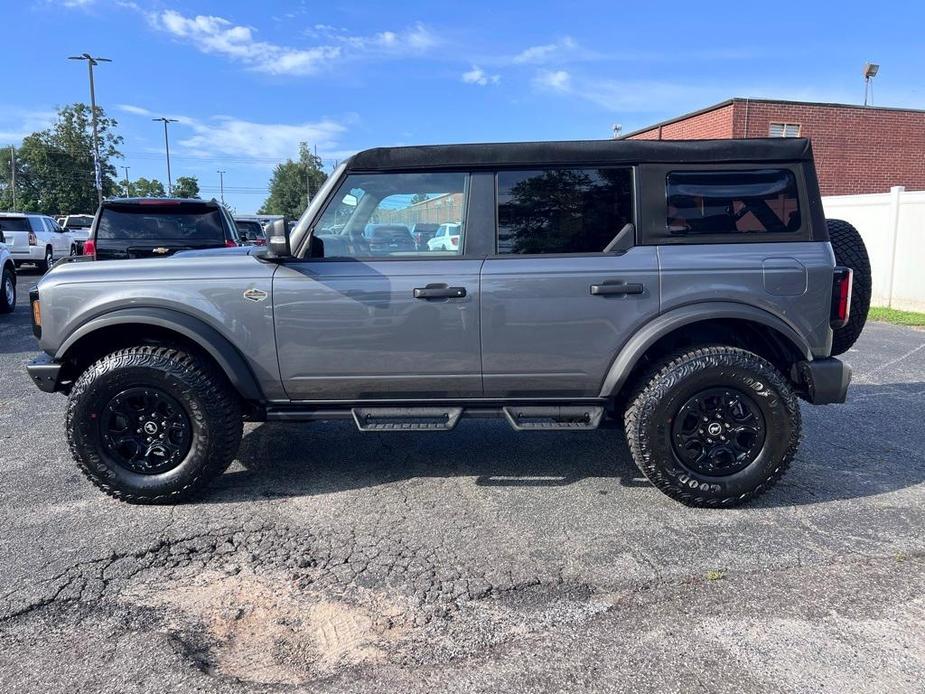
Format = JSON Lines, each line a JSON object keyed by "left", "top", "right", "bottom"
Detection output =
{"left": 769, "top": 122, "right": 801, "bottom": 137}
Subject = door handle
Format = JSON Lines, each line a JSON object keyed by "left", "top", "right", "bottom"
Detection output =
{"left": 590, "top": 282, "right": 644, "bottom": 296}
{"left": 413, "top": 284, "right": 467, "bottom": 299}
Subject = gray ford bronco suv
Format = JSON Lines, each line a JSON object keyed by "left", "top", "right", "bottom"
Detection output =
{"left": 26, "top": 138, "right": 870, "bottom": 507}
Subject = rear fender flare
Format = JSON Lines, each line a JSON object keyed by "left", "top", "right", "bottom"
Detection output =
{"left": 599, "top": 302, "right": 813, "bottom": 397}
{"left": 56, "top": 306, "right": 263, "bottom": 401}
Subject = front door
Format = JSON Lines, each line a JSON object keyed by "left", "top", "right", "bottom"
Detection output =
{"left": 480, "top": 167, "right": 660, "bottom": 398}
{"left": 274, "top": 170, "right": 483, "bottom": 400}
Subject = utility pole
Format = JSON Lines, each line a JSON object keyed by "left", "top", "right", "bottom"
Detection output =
{"left": 216, "top": 170, "right": 226, "bottom": 205}
{"left": 9, "top": 146, "right": 16, "bottom": 212}
{"left": 68, "top": 54, "right": 111, "bottom": 206}
{"left": 152, "top": 117, "right": 178, "bottom": 194}
{"left": 121, "top": 165, "right": 130, "bottom": 197}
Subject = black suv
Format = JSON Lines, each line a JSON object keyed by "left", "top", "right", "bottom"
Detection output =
{"left": 84, "top": 198, "right": 241, "bottom": 260}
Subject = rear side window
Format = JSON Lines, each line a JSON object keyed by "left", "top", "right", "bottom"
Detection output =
{"left": 667, "top": 169, "right": 801, "bottom": 235}
{"left": 97, "top": 205, "right": 227, "bottom": 242}
{"left": 0, "top": 217, "right": 30, "bottom": 232}
{"left": 497, "top": 168, "right": 633, "bottom": 254}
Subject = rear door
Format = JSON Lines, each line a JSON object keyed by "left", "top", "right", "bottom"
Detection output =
{"left": 274, "top": 170, "right": 486, "bottom": 400}
{"left": 480, "top": 167, "right": 660, "bottom": 398}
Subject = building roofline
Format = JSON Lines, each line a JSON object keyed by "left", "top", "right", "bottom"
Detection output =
{"left": 620, "top": 97, "right": 925, "bottom": 139}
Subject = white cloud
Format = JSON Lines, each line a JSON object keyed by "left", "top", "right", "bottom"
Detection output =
{"left": 513, "top": 37, "right": 577, "bottom": 64}
{"left": 180, "top": 116, "right": 347, "bottom": 160}
{"left": 461, "top": 66, "right": 500, "bottom": 86}
{"left": 117, "top": 104, "right": 153, "bottom": 116}
{"left": 0, "top": 107, "right": 57, "bottom": 144}
{"left": 148, "top": 10, "right": 439, "bottom": 75}
{"left": 533, "top": 69, "right": 571, "bottom": 92}
{"left": 149, "top": 9, "right": 341, "bottom": 75}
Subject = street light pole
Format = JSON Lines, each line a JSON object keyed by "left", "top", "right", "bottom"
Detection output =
{"left": 152, "top": 117, "right": 178, "bottom": 194}
{"left": 9, "top": 146, "right": 16, "bottom": 212}
{"left": 217, "top": 169, "right": 226, "bottom": 205}
{"left": 68, "top": 53, "right": 111, "bottom": 206}
{"left": 121, "top": 165, "right": 130, "bottom": 197}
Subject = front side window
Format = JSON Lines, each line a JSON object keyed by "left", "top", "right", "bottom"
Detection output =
{"left": 666, "top": 169, "right": 801, "bottom": 235}
{"left": 313, "top": 172, "right": 468, "bottom": 258}
{"left": 496, "top": 168, "right": 633, "bottom": 254}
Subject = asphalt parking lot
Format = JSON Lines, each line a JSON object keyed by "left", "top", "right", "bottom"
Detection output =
{"left": 1, "top": 266, "right": 923, "bottom": 693}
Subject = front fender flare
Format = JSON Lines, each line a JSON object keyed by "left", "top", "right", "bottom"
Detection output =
{"left": 598, "top": 302, "right": 814, "bottom": 398}
{"left": 56, "top": 306, "right": 263, "bottom": 401}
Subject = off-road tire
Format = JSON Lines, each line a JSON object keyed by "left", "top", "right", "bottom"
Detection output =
{"left": 827, "top": 218, "right": 871, "bottom": 355}
{"left": 66, "top": 346, "right": 243, "bottom": 503}
{"left": 624, "top": 346, "right": 801, "bottom": 507}
{"left": 0, "top": 266, "right": 15, "bottom": 313}
{"left": 37, "top": 246, "right": 53, "bottom": 273}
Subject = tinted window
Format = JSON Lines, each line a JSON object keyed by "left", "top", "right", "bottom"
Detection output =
{"left": 97, "top": 205, "right": 227, "bottom": 242}
{"left": 497, "top": 168, "right": 634, "bottom": 254}
{"left": 667, "top": 169, "right": 801, "bottom": 235}
{"left": 314, "top": 172, "right": 468, "bottom": 257}
{"left": 0, "top": 217, "right": 30, "bottom": 232}
{"left": 235, "top": 220, "right": 265, "bottom": 240}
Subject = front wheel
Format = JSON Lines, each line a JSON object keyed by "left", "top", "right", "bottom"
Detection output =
{"left": 66, "top": 346, "right": 243, "bottom": 503}
{"left": 0, "top": 267, "right": 15, "bottom": 313}
{"left": 624, "top": 346, "right": 801, "bottom": 507}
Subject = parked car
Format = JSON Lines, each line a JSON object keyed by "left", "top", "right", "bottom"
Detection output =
{"left": 83, "top": 198, "right": 241, "bottom": 260}
{"left": 60, "top": 214, "right": 95, "bottom": 254}
{"left": 0, "top": 230, "right": 16, "bottom": 313}
{"left": 235, "top": 218, "right": 266, "bottom": 246}
{"left": 27, "top": 138, "right": 871, "bottom": 507}
{"left": 426, "top": 223, "right": 463, "bottom": 251}
{"left": 0, "top": 213, "right": 77, "bottom": 271}
{"left": 409, "top": 222, "right": 440, "bottom": 250}
{"left": 363, "top": 223, "right": 415, "bottom": 254}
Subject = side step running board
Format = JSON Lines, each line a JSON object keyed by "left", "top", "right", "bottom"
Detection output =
{"left": 352, "top": 407, "right": 463, "bottom": 432}
{"left": 502, "top": 405, "right": 604, "bottom": 431}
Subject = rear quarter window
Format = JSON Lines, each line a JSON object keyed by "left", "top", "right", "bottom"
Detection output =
{"left": 666, "top": 169, "right": 801, "bottom": 235}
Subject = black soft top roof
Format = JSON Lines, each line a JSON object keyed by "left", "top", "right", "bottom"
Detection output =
{"left": 346, "top": 138, "right": 813, "bottom": 171}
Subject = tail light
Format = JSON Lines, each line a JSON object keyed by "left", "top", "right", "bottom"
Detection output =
{"left": 28, "top": 232, "right": 37, "bottom": 246}
{"left": 225, "top": 239, "right": 238, "bottom": 248}
{"left": 830, "top": 267, "right": 853, "bottom": 329}
{"left": 29, "top": 287, "right": 41, "bottom": 339}
{"left": 82, "top": 239, "right": 96, "bottom": 258}
{"left": 450, "top": 236, "right": 459, "bottom": 247}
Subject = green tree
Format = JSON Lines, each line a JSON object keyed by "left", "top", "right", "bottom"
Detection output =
{"left": 0, "top": 103, "right": 122, "bottom": 214}
{"left": 172, "top": 176, "right": 200, "bottom": 199}
{"left": 128, "top": 177, "right": 166, "bottom": 198}
{"left": 259, "top": 142, "right": 327, "bottom": 219}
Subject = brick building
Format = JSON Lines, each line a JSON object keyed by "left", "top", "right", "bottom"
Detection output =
{"left": 622, "top": 98, "right": 925, "bottom": 196}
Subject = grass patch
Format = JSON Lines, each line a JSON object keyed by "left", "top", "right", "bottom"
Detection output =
{"left": 705, "top": 569, "right": 726, "bottom": 581}
{"left": 868, "top": 307, "right": 925, "bottom": 327}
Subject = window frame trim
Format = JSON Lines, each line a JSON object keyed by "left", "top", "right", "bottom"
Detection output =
{"left": 491, "top": 165, "right": 638, "bottom": 258}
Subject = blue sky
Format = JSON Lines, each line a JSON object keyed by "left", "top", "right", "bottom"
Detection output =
{"left": 3, "top": 0, "right": 923, "bottom": 212}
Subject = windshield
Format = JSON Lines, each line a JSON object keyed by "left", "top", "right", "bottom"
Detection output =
{"left": 97, "top": 205, "right": 227, "bottom": 242}
{"left": 0, "top": 217, "right": 30, "bottom": 232}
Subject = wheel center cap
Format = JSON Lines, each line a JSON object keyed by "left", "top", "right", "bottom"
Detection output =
{"left": 707, "top": 422, "right": 723, "bottom": 437}
{"left": 143, "top": 421, "right": 159, "bottom": 435}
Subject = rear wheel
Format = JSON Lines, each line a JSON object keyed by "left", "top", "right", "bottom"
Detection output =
{"left": 37, "top": 246, "right": 53, "bottom": 273}
{"left": 624, "top": 346, "right": 801, "bottom": 507}
{"left": 827, "top": 219, "right": 871, "bottom": 355}
{"left": 0, "top": 266, "right": 15, "bottom": 313}
{"left": 66, "top": 346, "right": 243, "bottom": 503}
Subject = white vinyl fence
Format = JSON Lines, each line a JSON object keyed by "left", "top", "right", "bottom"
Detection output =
{"left": 822, "top": 187, "right": 925, "bottom": 313}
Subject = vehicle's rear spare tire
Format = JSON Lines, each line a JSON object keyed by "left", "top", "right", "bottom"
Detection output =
{"left": 827, "top": 218, "right": 871, "bottom": 355}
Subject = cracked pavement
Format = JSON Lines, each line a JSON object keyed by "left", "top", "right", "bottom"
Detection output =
{"left": 1, "top": 268, "right": 923, "bottom": 693}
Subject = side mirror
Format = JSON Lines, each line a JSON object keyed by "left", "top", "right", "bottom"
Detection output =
{"left": 264, "top": 219, "right": 291, "bottom": 259}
